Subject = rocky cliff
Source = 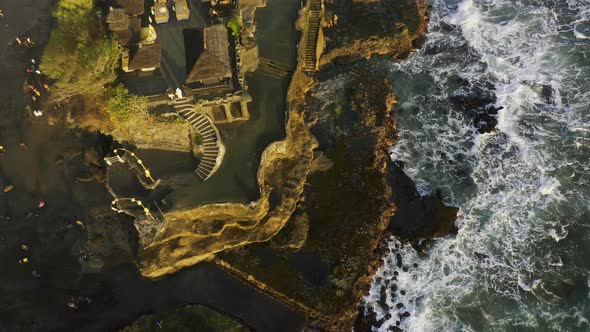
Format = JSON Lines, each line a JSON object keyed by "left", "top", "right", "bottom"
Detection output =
{"left": 320, "top": 0, "right": 429, "bottom": 64}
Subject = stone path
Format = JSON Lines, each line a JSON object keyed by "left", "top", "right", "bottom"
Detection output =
{"left": 257, "top": 57, "right": 293, "bottom": 79}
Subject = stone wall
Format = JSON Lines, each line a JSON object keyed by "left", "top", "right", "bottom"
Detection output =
{"left": 108, "top": 119, "right": 193, "bottom": 152}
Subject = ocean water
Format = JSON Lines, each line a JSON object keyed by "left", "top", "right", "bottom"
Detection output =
{"left": 364, "top": 0, "right": 590, "bottom": 330}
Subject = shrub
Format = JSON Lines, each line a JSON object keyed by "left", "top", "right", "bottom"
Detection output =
{"left": 103, "top": 85, "right": 149, "bottom": 128}
{"left": 227, "top": 17, "right": 241, "bottom": 37}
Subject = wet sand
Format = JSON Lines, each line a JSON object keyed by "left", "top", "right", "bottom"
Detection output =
{"left": 0, "top": 0, "right": 305, "bottom": 330}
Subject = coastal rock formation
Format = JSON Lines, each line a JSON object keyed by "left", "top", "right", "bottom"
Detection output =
{"left": 215, "top": 68, "right": 401, "bottom": 330}
{"left": 320, "top": 0, "right": 429, "bottom": 64}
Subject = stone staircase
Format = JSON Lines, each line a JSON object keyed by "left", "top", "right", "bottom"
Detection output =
{"left": 258, "top": 57, "right": 293, "bottom": 79}
{"left": 173, "top": 98, "right": 222, "bottom": 181}
{"left": 304, "top": 0, "right": 321, "bottom": 72}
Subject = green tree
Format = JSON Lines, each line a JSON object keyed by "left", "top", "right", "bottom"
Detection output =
{"left": 227, "top": 17, "right": 241, "bottom": 37}
{"left": 103, "top": 84, "right": 149, "bottom": 127}
{"left": 41, "top": 0, "right": 120, "bottom": 102}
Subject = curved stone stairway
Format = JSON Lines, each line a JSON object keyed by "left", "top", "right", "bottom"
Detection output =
{"left": 174, "top": 98, "right": 222, "bottom": 180}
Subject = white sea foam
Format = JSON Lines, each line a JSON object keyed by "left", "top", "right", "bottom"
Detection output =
{"left": 365, "top": 0, "right": 590, "bottom": 330}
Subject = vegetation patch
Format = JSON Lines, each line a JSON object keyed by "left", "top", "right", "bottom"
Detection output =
{"left": 41, "top": 0, "right": 119, "bottom": 103}
{"left": 103, "top": 84, "right": 149, "bottom": 128}
{"left": 227, "top": 17, "right": 242, "bottom": 37}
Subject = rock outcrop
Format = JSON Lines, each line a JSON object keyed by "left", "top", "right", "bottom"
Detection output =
{"left": 320, "top": 0, "right": 429, "bottom": 64}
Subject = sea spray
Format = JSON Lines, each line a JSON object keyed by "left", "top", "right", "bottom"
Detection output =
{"left": 364, "top": 0, "right": 590, "bottom": 330}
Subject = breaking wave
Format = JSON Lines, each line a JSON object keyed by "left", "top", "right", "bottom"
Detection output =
{"left": 365, "top": 0, "right": 590, "bottom": 330}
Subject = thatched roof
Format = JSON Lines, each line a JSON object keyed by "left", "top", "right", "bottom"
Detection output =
{"left": 114, "top": 0, "right": 145, "bottom": 16}
{"left": 186, "top": 24, "right": 232, "bottom": 84}
{"left": 115, "top": 17, "right": 141, "bottom": 46}
{"left": 186, "top": 50, "right": 232, "bottom": 83}
{"left": 128, "top": 43, "right": 161, "bottom": 70}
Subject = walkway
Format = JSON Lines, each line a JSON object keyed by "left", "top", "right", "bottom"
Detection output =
{"left": 104, "top": 148, "right": 162, "bottom": 221}
{"left": 257, "top": 57, "right": 293, "bottom": 79}
{"left": 303, "top": 0, "right": 321, "bottom": 72}
{"left": 105, "top": 148, "right": 160, "bottom": 190}
{"left": 174, "top": 98, "right": 223, "bottom": 181}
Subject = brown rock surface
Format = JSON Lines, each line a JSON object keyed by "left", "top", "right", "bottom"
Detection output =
{"left": 217, "top": 69, "right": 400, "bottom": 330}
{"left": 321, "top": 0, "right": 429, "bottom": 64}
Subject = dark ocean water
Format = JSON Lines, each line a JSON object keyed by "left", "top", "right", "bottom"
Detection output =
{"left": 364, "top": 0, "right": 590, "bottom": 330}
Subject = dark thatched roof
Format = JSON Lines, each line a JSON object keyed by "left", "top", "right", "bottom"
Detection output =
{"left": 115, "top": 17, "right": 141, "bottom": 46}
{"left": 114, "top": 0, "right": 145, "bottom": 16}
{"left": 186, "top": 24, "right": 232, "bottom": 84}
{"left": 186, "top": 50, "right": 232, "bottom": 83}
{"left": 128, "top": 43, "right": 161, "bottom": 71}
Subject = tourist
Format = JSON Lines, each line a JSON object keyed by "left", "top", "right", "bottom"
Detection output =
{"left": 0, "top": 145, "right": 5, "bottom": 156}
{"left": 38, "top": 200, "right": 46, "bottom": 208}
{"left": 75, "top": 220, "right": 85, "bottom": 229}
{"left": 33, "top": 110, "right": 43, "bottom": 117}
{"left": 67, "top": 296, "right": 92, "bottom": 310}
{"left": 19, "top": 257, "right": 29, "bottom": 264}
{"left": 20, "top": 244, "right": 29, "bottom": 251}
{"left": 31, "top": 270, "right": 41, "bottom": 278}
{"left": 15, "top": 37, "right": 21, "bottom": 45}
{"left": 79, "top": 249, "right": 89, "bottom": 261}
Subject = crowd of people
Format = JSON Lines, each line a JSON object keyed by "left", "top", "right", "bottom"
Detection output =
{"left": 0, "top": 7, "right": 97, "bottom": 312}
{"left": 25, "top": 58, "right": 49, "bottom": 117}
